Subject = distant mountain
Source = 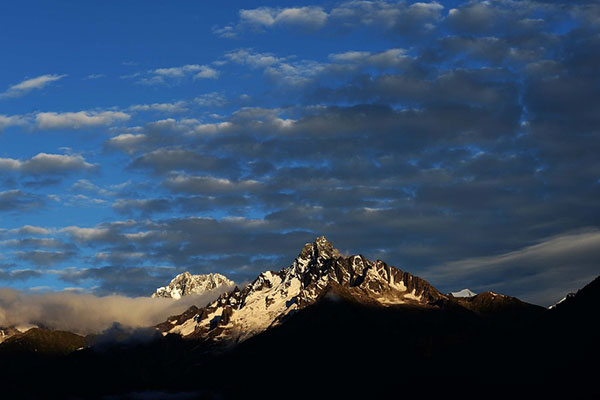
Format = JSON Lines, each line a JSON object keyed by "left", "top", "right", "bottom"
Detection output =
{"left": 158, "top": 236, "right": 540, "bottom": 343}
{"left": 152, "top": 271, "right": 234, "bottom": 299}
{"left": 450, "top": 288, "right": 477, "bottom": 297}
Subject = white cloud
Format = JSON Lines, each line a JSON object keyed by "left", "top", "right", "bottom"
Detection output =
{"left": 0, "top": 74, "right": 67, "bottom": 99}
{"left": 194, "top": 66, "right": 219, "bottom": 79}
{"left": 225, "top": 48, "right": 325, "bottom": 86}
{"left": 215, "top": 2, "right": 444, "bottom": 37}
{"left": 9, "top": 225, "right": 51, "bottom": 235}
{"left": 71, "top": 179, "right": 116, "bottom": 197}
{"left": 129, "top": 101, "right": 188, "bottom": 113}
{"left": 35, "top": 111, "right": 130, "bottom": 129}
{"left": 61, "top": 226, "right": 111, "bottom": 242}
{"left": 225, "top": 48, "right": 283, "bottom": 68}
{"left": 189, "top": 121, "right": 233, "bottom": 135}
{"left": 136, "top": 64, "right": 219, "bottom": 85}
{"left": 238, "top": 6, "right": 327, "bottom": 31}
{"left": 164, "top": 175, "right": 261, "bottom": 194}
{"left": 0, "top": 114, "right": 28, "bottom": 131}
{"left": 195, "top": 92, "right": 227, "bottom": 107}
{"left": 107, "top": 133, "right": 148, "bottom": 154}
{"left": 0, "top": 153, "right": 95, "bottom": 175}
{"left": 274, "top": 7, "right": 328, "bottom": 29}
{"left": 329, "top": 48, "right": 410, "bottom": 69}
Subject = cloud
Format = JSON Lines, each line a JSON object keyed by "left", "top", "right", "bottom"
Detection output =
{"left": 0, "top": 114, "right": 27, "bottom": 131}
{"left": 424, "top": 230, "right": 600, "bottom": 306}
{"left": 0, "top": 153, "right": 95, "bottom": 175}
{"left": 134, "top": 64, "right": 219, "bottom": 85}
{"left": 163, "top": 175, "right": 261, "bottom": 195}
{"left": 0, "top": 190, "right": 45, "bottom": 212}
{"left": 35, "top": 111, "right": 130, "bottom": 129}
{"left": 195, "top": 92, "right": 228, "bottom": 107}
{"left": 330, "top": 0, "right": 444, "bottom": 33}
{"left": 129, "top": 148, "right": 239, "bottom": 176}
{"left": 215, "top": 1, "right": 443, "bottom": 37}
{"left": 0, "top": 270, "right": 42, "bottom": 282}
{"left": 0, "top": 287, "right": 231, "bottom": 334}
{"left": 61, "top": 226, "right": 112, "bottom": 242}
{"left": 15, "top": 250, "right": 74, "bottom": 267}
{"left": 129, "top": 101, "right": 189, "bottom": 113}
{"left": 113, "top": 198, "right": 172, "bottom": 216}
{"left": 225, "top": 48, "right": 283, "bottom": 68}
{"left": 0, "top": 74, "right": 66, "bottom": 99}
{"left": 9, "top": 225, "right": 51, "bottom": 236}
{"left": 153, "top": 64, "right": 217, "bottom": 79}
{"left": 106, "top": 133, "right": 148, "bottom": 154}
{"left": 240, "top": 6, "right": 328, "bottom": 30}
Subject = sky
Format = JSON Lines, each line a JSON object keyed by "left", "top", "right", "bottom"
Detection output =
{"left": 0, "top": 0, "right": 599, "bottom": 306}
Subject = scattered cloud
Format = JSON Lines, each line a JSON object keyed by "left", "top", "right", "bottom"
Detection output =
{"left": 129, "top": 101, "right": 189, "bottom": 113}
{"left": 0, "top": 153, "right": 95, "bottom": 175}
{"left": 214, "top": 1, "right": 444, "bottom": 37}
{"left": 35, "top": 111, "right": 130, "bottom": 129}
{"left": 134, "top": 64, "right": 219, "bottom": 85}
{"left": 0, "top": 74, "right": 67, "bottom": 99}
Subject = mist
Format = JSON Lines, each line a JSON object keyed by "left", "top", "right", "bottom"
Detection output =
{"left": 0, "top": 286, "right": 233, "bottom": 335}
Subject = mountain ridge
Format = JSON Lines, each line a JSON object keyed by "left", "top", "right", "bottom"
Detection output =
{"left": 158, "top": 236, "right": 542, "bottom": 343}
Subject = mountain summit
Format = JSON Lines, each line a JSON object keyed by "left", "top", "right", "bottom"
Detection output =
{"left": 158, "top": 236, "right": 446, "bottom": 342}
{"left": 152, "top": 272, "right": 234, "bottom": 299}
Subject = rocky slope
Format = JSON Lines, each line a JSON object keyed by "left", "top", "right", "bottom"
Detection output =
{"left": 152, "top": 271, "right": 234, "bottom": 299}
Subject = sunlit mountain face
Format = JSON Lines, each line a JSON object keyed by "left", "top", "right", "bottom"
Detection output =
{"left": 0, "top": 1, "right": 599, "bottom": 397}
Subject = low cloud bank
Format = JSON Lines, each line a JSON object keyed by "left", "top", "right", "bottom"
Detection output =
{"left": 0, "top": 285, "right": 233, "bottom": 334}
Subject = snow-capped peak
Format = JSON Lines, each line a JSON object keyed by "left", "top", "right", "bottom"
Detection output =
{"left": 152, "top": 272, "right": 234, "bottom": 299}
{"left": 450, "top": 288, "right": 477, "bottom": 298}
{"left": 158, "top": 236, "right": 445, "bottom": 343}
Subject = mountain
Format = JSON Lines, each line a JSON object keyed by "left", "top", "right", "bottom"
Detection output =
{"left": 152, "top": 271, "right": 234, "bottom": 299}
{"left": 0, "top": 325, "right": 38, "bottom": 344}
{"left": 549, "top": 276, "right": 600, "bottom": 313}
{"left": 0, "top": 328, "right": 86, "bottom": 355}
{"left": 0, "top": 238, "right": 597, "bottom": 398}
{"left": 450, "top": 288, "right": 477, "bottom": 297}
{"left": 158, "top": 236, "right": 528, "bottom": 343}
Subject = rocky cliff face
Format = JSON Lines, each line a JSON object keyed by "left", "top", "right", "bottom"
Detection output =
{"left": 159, "top": 236, "right": 447, "bottom": 343}
{"left": 152, "top": 272, "right": 234, "bottom": 299}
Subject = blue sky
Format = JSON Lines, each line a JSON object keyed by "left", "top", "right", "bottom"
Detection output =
{"left": 0, "top": 0, "right": 599, "bottom": 305}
